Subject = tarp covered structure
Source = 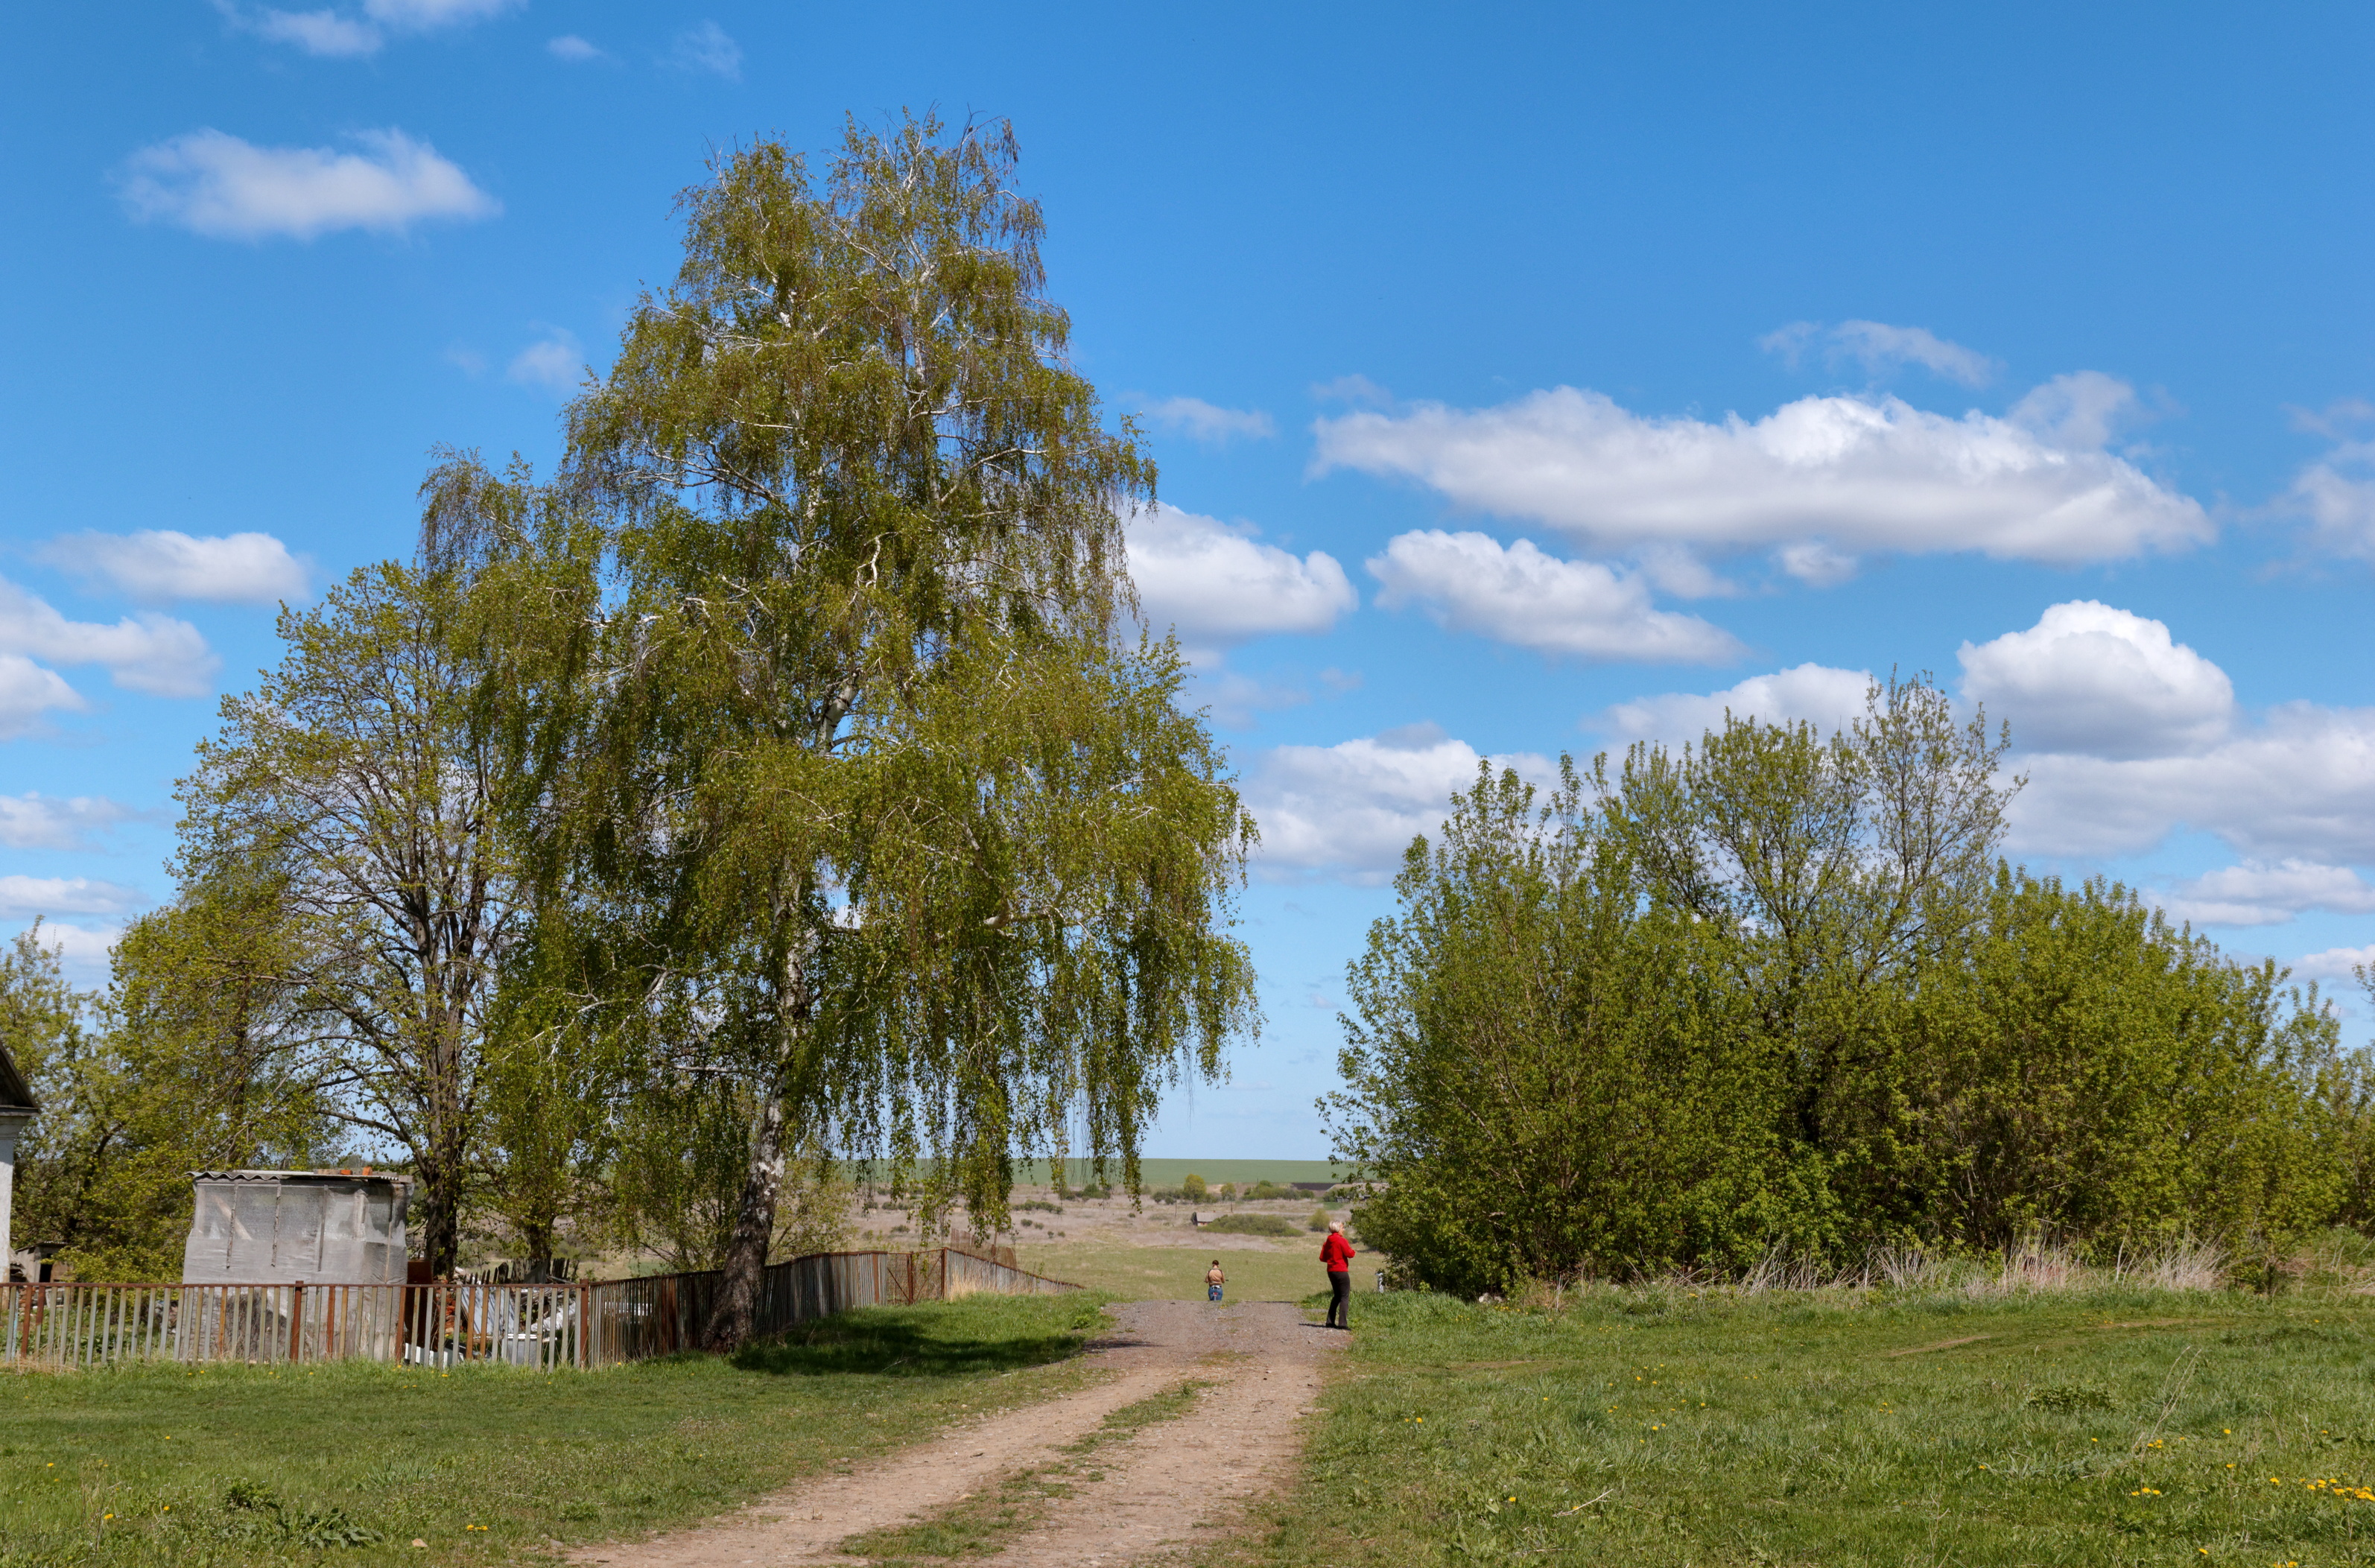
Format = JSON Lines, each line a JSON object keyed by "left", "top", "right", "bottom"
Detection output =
{"left": 182, "top": 1170, "right": 411, "bottom": 1285}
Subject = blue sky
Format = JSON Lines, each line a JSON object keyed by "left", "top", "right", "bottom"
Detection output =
{"left": 4, "top": 2, "right": 2374, "bottom": 1159}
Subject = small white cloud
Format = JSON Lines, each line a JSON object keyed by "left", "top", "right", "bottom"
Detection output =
{"left": 445, "top": 343, "right": 488, "bottom": 376}
{"left": 40, "top": 530, "right": 308, "bottom": 606}
{"left": 364, "top": 0, "right": 519, "bottom": 25}
{"left": 1591, "top": 663, "right": 1874, "bottom": 750}
{"left": 2159, "top": 860, "right": 2375, "bottom": 928}
{"left": 507, "top": 328, "right": 584, "bottom": 393}
{"left": 1311, "top": 374, "right": 1392, "bottom": 409}
{"left": 669, "top": 20, "right": 742, "bottom": 79}
{"left": 1366, "top": 530, "right": 1740, "bottom": 664}
{"left": 2285, "top": 438, "right": 2375, "bottom": 562}
{"left": 1312, "top": 381, "right": 2210, "bottom": 571}
{"left": 0, "top": 656, "right": 87, "bottom": 739}
{"left": 2006, "top": 371, "right": 2141, "bottom": 452}
{"left": 547, "top": 34, "right": 601, "bottom": 60}
{"left": 118, "top": 128, "right": 499, "bottom": 242}
{"left": 1143, "top": 397, "right": 1275, "bottom": 445}
{"left": 1774, "top": 541, "right": 1859, "bottom": 587}
{"left": 1762, "top": 319, "right": 1998, "bottom": 387}
{"left": 0, "top": 795, "right": 144, "bottom": 851}
{"left": 1124, "top": 504, "right": 1355, "bottom": 660}
{"left": 2295, "top": 944, "right": 2375, "bottom": 983}
{"left": 221, "top": 0, "right": 514, "bottom": 56}
{"left": 0, "top": 876, "right": 142, "bottom": 919}
{"left": 27, "top": 921, "right": 124, "bottom": 976}
{"left": 1959, "top": 600, "right": 2233, "bottom": 759}
{"left": 1245, "top": 724, "right": 1556, "bottom": 883}
{"left": 0, "top": 578, "right": 216, "bottom": 698}
{"left": 250, "top": 7, "right": 382, "bottom": 55}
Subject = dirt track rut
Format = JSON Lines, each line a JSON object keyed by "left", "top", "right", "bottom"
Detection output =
{"left": 570, "top": 1299, "right": 1339, "bottom": 1568}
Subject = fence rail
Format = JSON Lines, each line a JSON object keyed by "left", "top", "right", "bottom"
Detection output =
{"left": 1, "top": 1248, "right": 1075, "bottom": 1373}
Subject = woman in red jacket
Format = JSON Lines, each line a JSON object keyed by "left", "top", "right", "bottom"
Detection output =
{"left": 1319, "top": 1221, "right": 1355, "bottom": 1330}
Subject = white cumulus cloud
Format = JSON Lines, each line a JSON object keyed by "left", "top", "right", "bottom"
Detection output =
{"left": 40, "top": 530, "right": 308, "bottom": 605}
{"left": 1312, "top": 376, "right": 2210, "bottom": 573}
{"left": 118, "top": 128, "right": 499, "bottom": 241}
{"left": 25, "top": 921, "right": 126, "bottom": 976}
{"left": 0, "top": 795, "right": 143, "bottom": 851}
{"left": 0, "top": 656, "right": 87, "bottom": 740}
{"left": 669, "top": 21, "right": 742, "bottom": 79}
{"left": 0, "top": 578, "right": 215, "bottom": 699}
{"left": 1592, "top": 662, "right": 1874, "bottom": 749}
{"left": 2008, "top": 701, "right": 2375, "bottom": 862}
{"left": 1144, "top": 397, "right": 1275, "bottom": 445}
{"left": 0, "top": 876, "right": 142, "bottom": 920}
{"left": 2158, "top": 860, "right": 2375, "bottom": 929}
{"left": 2295, "top": 945, "right": 2375, "bottom": 983}
{"left": 1761, "top": 319, "right": 1998, "bottom": 387}
{"left": 1367, "top": 530, "right": 1740, "bottom": 664}
{"left": 1959, "top": 600, "right": 2233, "bottom": 759}
{"left": 507, "top": 328, "right": 585, "bottom": 393}
{"left": 1124, "top": 504, "right": 1355, "bottom": 659}
{"left": 548, "top": 34, "right": 601, "bottom": 60}
{"left": 1244, "top": 723, "right": 1555, "bottom": 883}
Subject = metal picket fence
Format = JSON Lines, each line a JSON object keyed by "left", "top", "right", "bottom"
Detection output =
{"left": 1, "top": 1248, "right": 1075, "bottom": 1372}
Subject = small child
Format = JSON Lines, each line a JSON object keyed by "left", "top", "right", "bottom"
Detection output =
{"left": 1206, "top": 1260, "right": 1225, "bottom": 1302}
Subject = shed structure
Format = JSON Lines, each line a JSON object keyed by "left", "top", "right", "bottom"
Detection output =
{"left": 181, "top": 1170, "right": 412, "bottom": 1285}
{"left": 0, "top": 1041, "right": 34, "bottom": 1280}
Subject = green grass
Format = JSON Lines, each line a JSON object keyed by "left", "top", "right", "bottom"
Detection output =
{"left": 1231, "top": 1285, "right": 2375, "bottom": 1567}
{"left": 842, "top": 1379, "right": 1211, "bottom": 1565}
{"left": 1015, "top": 1240, "right": 1378, "bottom": 1303}
{"left": 0, "top": 1292, "right": 1109, "bottom": 1568}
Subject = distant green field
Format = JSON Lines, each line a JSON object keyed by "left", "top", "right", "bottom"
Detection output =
{"left": 844, "top": 1158, "right": 1351, "bottom": 1190}
{"left": 1018, "top": 1158, "right": 1348, "bottom": 1189}
{"left": 1015, "top": 1240, "right": 1382, "bottom": 1303}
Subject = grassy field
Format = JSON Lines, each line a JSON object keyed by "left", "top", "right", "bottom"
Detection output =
{"left": 1227, "top": 1284, "right": 2375, "bottom": 1567}
{"left": 0, "top": 1293, "right": 1107, "bottom": 1568}
{"left": 1013, "top": 1238, "right": 1376, "bottom": 1302}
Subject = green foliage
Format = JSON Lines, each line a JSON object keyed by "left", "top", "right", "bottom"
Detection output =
{"left": 11, "top": 896, "right": 331, "bottom": 1278}
{"left": 494, "top": 112, "right": 1257, "bottom": 1338}
{"left": 1333, "top": 678, "right": 2362, "bottom": 1295}
{"left": 1201, "top": 1213, "right": 1299, "bottom": 1237}
{"left": 1181, "top": 1172, "right": 1208, "bottom": 1202}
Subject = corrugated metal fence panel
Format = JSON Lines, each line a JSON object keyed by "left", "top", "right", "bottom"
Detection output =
{"left": 3, "top": 1251, "right": 1075, "bottom": 1371}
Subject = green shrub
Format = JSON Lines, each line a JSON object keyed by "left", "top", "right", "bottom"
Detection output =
{"left": 1202, "top": 1213, "right": 1299, "bottom": 1237}
{"left": 1181, "top": 1173, "right": 1207, "bottom": 1202}
{"left": 1308, "top": 1207, "right": 1333, "bottom": 1232}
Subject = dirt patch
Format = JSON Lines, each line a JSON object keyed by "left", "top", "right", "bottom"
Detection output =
{"left": 570, "top": 1300, "right": 1340, "bottom": 1567}
{"left": 1882, "top": 1333, "right": 1996, "bottom": 1357}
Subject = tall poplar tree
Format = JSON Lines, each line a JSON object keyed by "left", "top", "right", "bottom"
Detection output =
{"left": 545, "top": 114, "right": 1257, "bottom": 1345}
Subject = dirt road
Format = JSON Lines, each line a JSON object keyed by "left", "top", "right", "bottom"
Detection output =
{"left": 570, "top": 1300, "right": 1339, "bottom": 1567}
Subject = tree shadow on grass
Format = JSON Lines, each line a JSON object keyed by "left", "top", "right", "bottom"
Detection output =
{"left": 729, "top": 1301, "right": 1104, "bottom": 1378}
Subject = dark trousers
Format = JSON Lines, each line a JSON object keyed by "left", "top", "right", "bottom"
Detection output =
{"left": 1327, "top": 1269, "right": 1351, "bottom": 1328}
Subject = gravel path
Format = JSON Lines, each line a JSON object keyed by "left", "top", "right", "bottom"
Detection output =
{"left": 568, "top": 1300, "right": 1339, "bottom": 1568}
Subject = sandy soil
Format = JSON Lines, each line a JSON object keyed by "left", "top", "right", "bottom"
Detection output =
{"left": 568, "top": 1299, "right": 1340, "bottom": 1567}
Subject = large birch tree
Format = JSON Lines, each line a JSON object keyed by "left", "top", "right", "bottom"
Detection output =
{"left": 531, "top": 114, "right": 1257, "bottom": 1345}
